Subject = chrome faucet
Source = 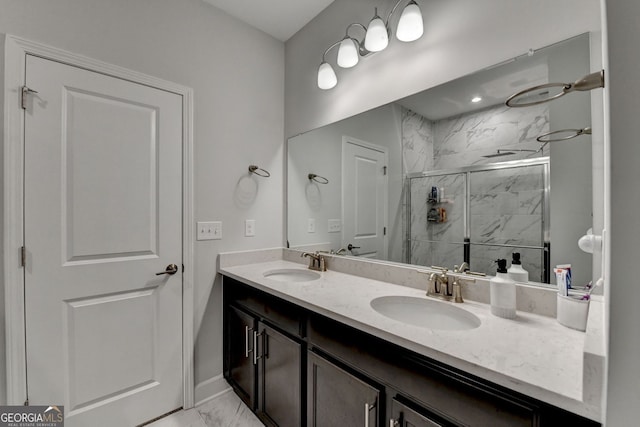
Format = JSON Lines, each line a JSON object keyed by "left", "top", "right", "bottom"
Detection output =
{"left": 453, "top": 262, "right": 470, "bottom": 273}
{"left": 301, "top": 252, "right": 327, "bottom": 271}
{"left": 427, "top": 268, "right": 451, "bottom": 301}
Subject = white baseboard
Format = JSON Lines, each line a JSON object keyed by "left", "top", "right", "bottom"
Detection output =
{"left": 194, "top": 374, "right": 231, "bottom": 407}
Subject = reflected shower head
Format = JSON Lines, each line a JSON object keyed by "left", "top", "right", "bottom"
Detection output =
{"left": 482, "top": 150, "right": 515, "bottom": 158}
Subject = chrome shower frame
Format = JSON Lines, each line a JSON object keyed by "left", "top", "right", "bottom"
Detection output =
{"left": 405, "top": 156, "right": 550, "bottom": 282}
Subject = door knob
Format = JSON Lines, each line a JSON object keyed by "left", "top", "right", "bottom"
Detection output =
{"left": 347, "top": 244, "right": 361, "bottom": 251}
{"left": 156, "top": 264, "right": 179, "bottom": 276}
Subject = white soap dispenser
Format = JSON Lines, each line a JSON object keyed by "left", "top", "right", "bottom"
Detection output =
{"left": 507, "top": 252, "right": 529, "bottom": 283}
{"left": 490, "top": 259, "right": 517, "bottom": 319}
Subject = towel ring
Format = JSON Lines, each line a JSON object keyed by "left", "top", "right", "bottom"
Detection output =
{"left": 536, "top": 127, "right": 592, "bottom": 143}
{"left": 308, "top": 173, "right": 329, "bottom": 184}
{"left": 248, "top": 165, "right": 270, "bottom": 177}
{"left": 506, "top": 70, "right": 604, "bottom": 108}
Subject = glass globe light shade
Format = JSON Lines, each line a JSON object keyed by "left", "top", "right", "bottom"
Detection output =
{"left": 396, "top": 1, "right": 424, "bottom": 42}
{"left": 337, "top": 37, "right": 359, "bottom": 68}
{"left": 317, "top": 62, "right": 337, "bottom": 90}
{"left": 364, "top": 15, "right": 389, "bottom": 52}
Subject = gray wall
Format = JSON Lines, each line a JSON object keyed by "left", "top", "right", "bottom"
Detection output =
{"left": 0, "top": 0, "right": 284, "bottom": 403}
{"left": 0, "top": 33, "right": 5, "bottom": 405}
{"left": 285, "top": 0, "right": 601, "bottom": 139}
{"left": 287, "top": 104, "right": 404, "bottom": 262}
{"left": 605, "top": 0, "right": 640, "bottom": 424}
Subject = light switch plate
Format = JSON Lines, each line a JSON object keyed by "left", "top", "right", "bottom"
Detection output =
{"left": 307, "top": 218, "right": 316, "bottom": 233}
{"left": 197, "top": 221, "right": 222, "bottom": 240}
{"left": 328, "top": 219, "right": 342, "bottom": 233}
{"left": 245, "top": 219, "right": 256, "bottom": 237}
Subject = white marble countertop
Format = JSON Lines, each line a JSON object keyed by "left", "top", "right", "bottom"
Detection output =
{"left": 219, "top": 257, "right": 600, "bottom": 421}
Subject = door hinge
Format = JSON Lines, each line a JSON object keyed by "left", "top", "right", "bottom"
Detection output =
{"left": 21, "top": 86, "right": 38, "bottom": 110}
{"left": 383, "top": 166, "right": 387, "bottom": 175}
{"left": 20, "top": 246, "right": 26, "bottom": 267}
{"left": 383, "top": 227, "right": 387, "bottom": 236}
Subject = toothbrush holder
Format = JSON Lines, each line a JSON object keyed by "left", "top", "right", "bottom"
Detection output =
{"left": 556, "top": 294, "right": 590, "bottom": 331}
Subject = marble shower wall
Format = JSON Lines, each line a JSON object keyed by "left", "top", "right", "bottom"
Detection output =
{"left": 402, "top": 108, "right": 434, "bottom": 174}
{"left": 401, "top": 108, "right": 435, "bottom": 261}
{"left": 402, "top": 104, "right": 548, "bottom": 278}
{"left": 433, "top": 103, "right": 550, "bottom": 169}
{"left": 409, "top": 173, "right": 466, "bottom": 267}
{"left": 469, "top": 165, "right": 545, "bottom": 281}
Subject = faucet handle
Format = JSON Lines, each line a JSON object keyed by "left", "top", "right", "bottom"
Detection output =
{"left": 452, "top": 279, "right": 463, "bottom": 303}
{"left": 318, "top": 256, "right": 326, "bottom": 271}
{"left": 452, "top": 276, "right": 475, "bottom": 303}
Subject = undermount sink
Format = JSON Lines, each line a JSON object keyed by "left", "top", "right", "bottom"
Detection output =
{"left": 263, "top": 268, "right": 321, "bottom": 283}
{"left": 370, "top": 295, "right": 481, "bottom": 331}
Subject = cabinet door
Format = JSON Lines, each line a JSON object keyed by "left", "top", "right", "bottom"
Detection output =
{"left": 227, "top": 305, "right": 257, "bottom": 409}
{"left": 390, "top": 398, "right": 444, "bottom": 427}
{"left": 308, "top": 351, "right": 381, "bottom": 427}
{"left": 257, "top": 322, "right": 302, "bottom": 427}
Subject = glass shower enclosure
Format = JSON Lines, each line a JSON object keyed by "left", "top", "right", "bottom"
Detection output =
{"left": 406, "top": 157, "right": 549, "bottom": 282}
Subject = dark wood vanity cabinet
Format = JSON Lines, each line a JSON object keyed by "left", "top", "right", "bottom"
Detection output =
{"left": 226, "top": 305, "right": 257, "bottom": 408}
{"left": 307, "top": 351, "right": 381, "bottom": 427}
{"left": 258, "top": 323, "right": 302, "bottom": 427}
{"left": 224, "top": 282, "right": 304, "bottom": 427}
{"left": 223, "top": 277, "right": 600, "bottom": 427}
{"left": 390, "top": 397, "right": 446, "bottom": 427}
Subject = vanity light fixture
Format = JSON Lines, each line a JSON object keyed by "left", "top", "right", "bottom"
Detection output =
{"left": 317, "top": 0, "right": 424, "bottom": 90}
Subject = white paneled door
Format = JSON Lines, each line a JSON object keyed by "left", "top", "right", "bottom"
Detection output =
{"left": 342, "top": 139, "right": 388, "bottom": 259}
{"left": 23, "top": 55, "right": 183, "bottom": 426}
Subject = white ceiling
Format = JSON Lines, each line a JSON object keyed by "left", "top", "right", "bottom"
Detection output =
{"left": 398, "top": 55, "right": 550, "bottom": 121}
{"left": 203, "top": 0, "right": 336, "bottom": 42}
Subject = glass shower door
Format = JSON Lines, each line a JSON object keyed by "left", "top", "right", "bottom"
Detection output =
{"left": 468, "top": 163, "right": 548, "bottom": 281}
{"left": 408, "top": 172, "right": 466, "bottom": 268}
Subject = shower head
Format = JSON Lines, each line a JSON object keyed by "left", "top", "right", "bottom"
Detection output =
{"left": 482, "top": 150, "right": 515, "bottom": 158}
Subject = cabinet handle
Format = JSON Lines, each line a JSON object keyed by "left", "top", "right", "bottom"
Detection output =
{"left": 364, "top": 400, "right": 376, "bottom": 427}
{"left": 244, "top": 326, "right": 254, "bottom": 358}
{"left": 253, "top": 330, "right": 265, "bottom": 365}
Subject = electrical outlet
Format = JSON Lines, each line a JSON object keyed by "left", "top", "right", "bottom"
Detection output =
{"left": 197, "top": 221, "right": 222, "bottom": 240}
{"left": 328, "top": 219, "right": 342, "bottom": 233}
{"left": 307, "top": 218, "right": 316, "bottom": 233}
{"left": 245, "top": 219, "right": 256, "bottom": 237}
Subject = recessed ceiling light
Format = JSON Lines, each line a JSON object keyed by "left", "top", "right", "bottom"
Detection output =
{"left": 471, "top": 96, "right": 482, "bottom": 103}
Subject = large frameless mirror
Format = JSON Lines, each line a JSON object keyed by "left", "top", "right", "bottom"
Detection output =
{"left": 287, "top": 33, "right": 598, "bottom": 287}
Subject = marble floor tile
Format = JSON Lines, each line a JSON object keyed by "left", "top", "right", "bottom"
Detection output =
{"left": 197, "top": 390, "right": 264, "bottom": 427}
{"left": 148, "top": 389, "right": 263, "bottom": 427}
{"left": 146, "top": 408, "right": 207, "bottom": 427}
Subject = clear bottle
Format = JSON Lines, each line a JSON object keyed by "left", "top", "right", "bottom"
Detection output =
{"left": 507, "top": 252, "right": 529, "bottom": 283}
{"left": 490, "top": 259, "right": 517, "bottom": 319}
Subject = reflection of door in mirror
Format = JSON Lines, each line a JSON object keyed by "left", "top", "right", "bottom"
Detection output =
{"left": 342, "top": 138, "right": 388, "bottom": 259}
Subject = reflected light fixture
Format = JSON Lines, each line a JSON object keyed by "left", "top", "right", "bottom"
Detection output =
{"left": 317, "top": 0, "right": 424, "bottom": 90}
{"left": 471, "top": 96, "right": 482, "bottom": 103}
